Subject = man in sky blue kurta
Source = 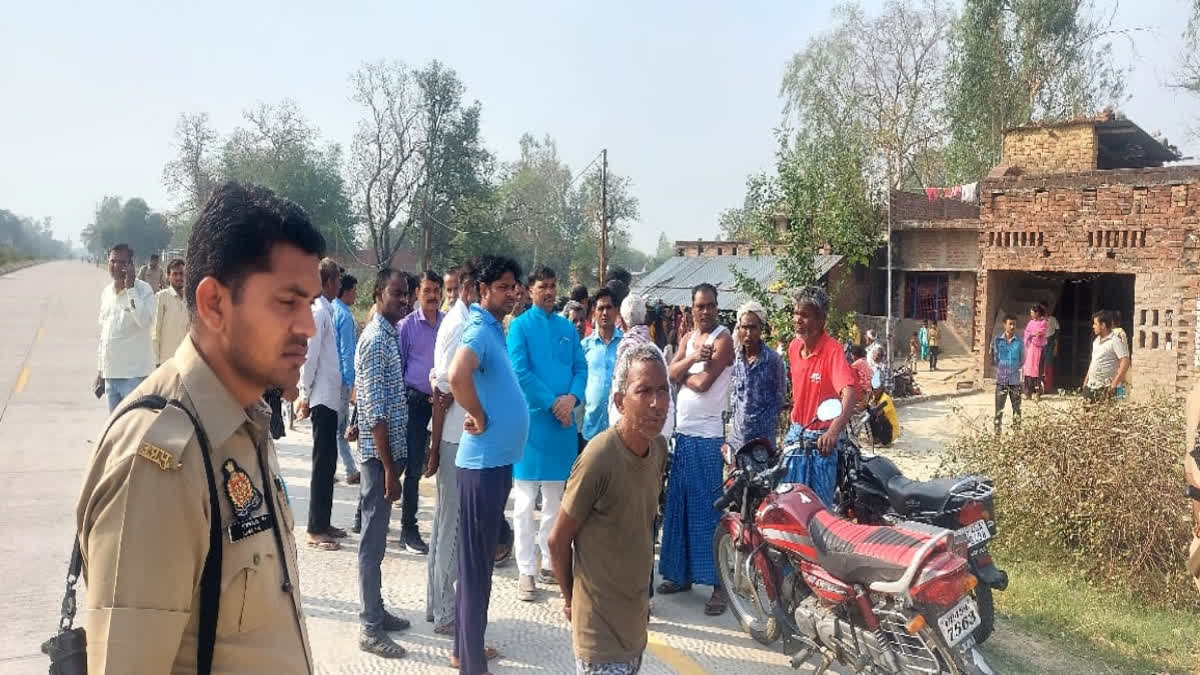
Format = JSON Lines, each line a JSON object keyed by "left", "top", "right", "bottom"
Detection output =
{"left": 507, "top": 265, "right": 587, "bottom": 601}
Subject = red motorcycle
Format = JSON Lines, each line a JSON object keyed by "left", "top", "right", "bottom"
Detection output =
{"left": 713, "top": 400, "right": 993, "bottom": 674}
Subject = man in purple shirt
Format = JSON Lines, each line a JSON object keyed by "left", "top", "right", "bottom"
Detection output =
{"left": 396, "top": 270, "right": 444, "bottom": 553}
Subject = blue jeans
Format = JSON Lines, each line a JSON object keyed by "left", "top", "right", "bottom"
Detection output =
{"left": 358, "top": 458, "right": 392, "bottom": 631}
{"left": 105, "top": 376, "right": 146, "bottom": 412}
{"left": 336, "top": 386, "right": 358, "bottom": 477}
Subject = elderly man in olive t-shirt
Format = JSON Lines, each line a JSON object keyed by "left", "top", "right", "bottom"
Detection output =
{"left": 548, "top": 343, "right": 671, "bottom": 675}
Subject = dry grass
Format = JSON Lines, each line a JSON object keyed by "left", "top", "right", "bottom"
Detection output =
{"left": 939, "top": 394, "right": 1196, "bottom": 610}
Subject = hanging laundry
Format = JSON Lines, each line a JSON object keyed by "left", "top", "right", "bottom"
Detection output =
{"left": 949, "top": 185, "right": 962, "bottom": 199}
{"left": 925, "top": 187, "right": 938, "bottom": 202}
{"left": 961, "top": 182, "right": 978, "bottom": 203}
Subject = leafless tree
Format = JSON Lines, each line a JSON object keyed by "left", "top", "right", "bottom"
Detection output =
{"left": 781, "top": 0, "right": 953, "bottom": 191}
{"left": 348, "top": 60, "right": 423, "bottom": 268}
{"left": 162, "top": 113, "right": 219, "bottom": 226}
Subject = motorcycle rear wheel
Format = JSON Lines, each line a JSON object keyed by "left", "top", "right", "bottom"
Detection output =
{"left": 920, "top": 627, "right": 993, "bottom": 675}
{"left": 713, "top": 530, "right": 780, "bottom": 645}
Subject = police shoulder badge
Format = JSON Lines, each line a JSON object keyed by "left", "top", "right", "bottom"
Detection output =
{"left": 222, "top": 458, "right": 273, "bottom": 542}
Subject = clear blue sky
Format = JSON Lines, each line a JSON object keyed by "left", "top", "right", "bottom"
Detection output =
{"left": 1, "top": 0, "right": 1195, "bottom": 255}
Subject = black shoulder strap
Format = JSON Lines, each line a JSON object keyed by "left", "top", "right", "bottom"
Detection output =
{"left": 64, "top": 394, "right": 223, "bottom": 675}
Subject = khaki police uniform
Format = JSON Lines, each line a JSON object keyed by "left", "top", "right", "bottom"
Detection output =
{"left": 76, "top": 336, "right": 312, "bottom": 673}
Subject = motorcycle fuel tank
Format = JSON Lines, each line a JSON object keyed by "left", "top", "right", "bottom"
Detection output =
{"left": 756, "top": 483, "right": 827, "bottom": 561}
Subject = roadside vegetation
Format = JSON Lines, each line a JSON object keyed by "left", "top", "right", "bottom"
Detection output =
{"left": 941, "top": 395, "right": 1200, "bottom": 672}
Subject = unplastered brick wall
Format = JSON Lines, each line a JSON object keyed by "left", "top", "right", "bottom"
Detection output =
{"left": 1002, "top": 123, "right": 1098, "bottom": 175}
{"left": 969, "top": 166, "right": 1200, "bottom": 395}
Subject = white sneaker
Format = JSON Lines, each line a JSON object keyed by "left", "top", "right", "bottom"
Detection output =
{"left": 518, "top": 574, "right": 536, "bottom": 602}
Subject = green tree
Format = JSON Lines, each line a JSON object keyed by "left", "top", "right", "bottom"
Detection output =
{"left": 220, "top": 101, "right": 356, "bottom": 256}
{"left": 0, "top": 210, "right": 68, "bottom": 261}
{"left": 85, "top": 196, "right": 170, "bottom": 260}
{"left": 411, "top": 61, "right": 496, "bottom": 271}
{"left": 735, "top": 133, "right": 881, "bottom": 341}
{"left": 945, "top": 0, "right": 1129, "bottom": 180}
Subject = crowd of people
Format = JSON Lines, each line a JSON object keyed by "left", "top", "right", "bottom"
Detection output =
{"left": 79, "top": 180, "right": 871, "bottom": 675}
{"left": 990, "top": 303, "right": 1131, "bottom": 433}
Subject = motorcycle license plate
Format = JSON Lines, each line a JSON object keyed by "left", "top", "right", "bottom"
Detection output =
{"left": 937, "top": 596, "right": 982, "bottom": 647}
{"left": 956, "top": 520, "right": 991, "bottom": 548}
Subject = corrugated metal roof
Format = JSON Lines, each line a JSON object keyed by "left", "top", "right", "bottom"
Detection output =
{"left": 632, "top": 254, "right": 843, "bottom": 310}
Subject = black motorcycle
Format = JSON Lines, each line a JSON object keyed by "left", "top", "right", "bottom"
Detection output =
{"left": 836, "top": 430, "right": 1008, "bottom": 644}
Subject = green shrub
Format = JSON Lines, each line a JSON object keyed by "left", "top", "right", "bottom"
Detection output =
{"left": 939, "top": 395, "right": 1196, "bottom": 610}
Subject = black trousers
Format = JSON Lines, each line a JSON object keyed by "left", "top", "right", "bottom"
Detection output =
{"left": 307, "top": 404, "right": 339, "bottom": 534}
{"left": 402, "top": 391, "right": 433, "bottom": 532}
{"left": 994, "top": 385, "right": 1021, "bottom": 431}
{"left": 455, "top": 465, "right": 513, "bottom": 674}
{"left": 929, "top": 346, "right": 940, "bottom": 370}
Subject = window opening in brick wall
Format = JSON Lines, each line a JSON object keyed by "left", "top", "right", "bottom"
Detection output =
{"left": 1038, "top": 232, "right": 1044, "bottom": 246}
{"left": 732, "top": 246, "right": 738, "bottom": 255}
{"left": 1138, "top": 330, "right": 1146, "bottom": 348}
{"left": 1166, "top": 333, "right": 1173, "bottom": 350}
{"left": 903, "top": 273, "right": 948, "bottom": 321}
{"left": 1140, "top": 309, "right": 1148, "bottom": 326}
{"left": 717, "top": 247, "right": 723, "bottom": 256}
{"left": 1151, "top": 332, "right": 1160, "bottom": 349}
{"left": 1166, "top": 310, "right": 1174, "bottom": 327}
{"left": 1153, "top": 310, "right": 1159, "bottom": 326}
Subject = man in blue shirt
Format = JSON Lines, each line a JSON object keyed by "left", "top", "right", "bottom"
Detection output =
{"left": 507, "top": 265, "right": 587, "bottom": 602}
{"left": 448, "top": 255, "right": 529, "bottom": 673}
{"left": 581, "top": 288, "right": 621, "bottom": 441}
{"left": 332, "top": 274, "right": 360, "bottom": 485}
{"left": 992, "top": 314, "right": 1024, "bottom": 434}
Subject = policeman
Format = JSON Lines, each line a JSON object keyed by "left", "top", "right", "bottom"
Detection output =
{"left": 75, "top": 181, "right": 326, "bottom": 673}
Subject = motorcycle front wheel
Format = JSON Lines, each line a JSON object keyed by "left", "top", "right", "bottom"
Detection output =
{"left": 713, "top": 529, "right": 780, "bottom": 645}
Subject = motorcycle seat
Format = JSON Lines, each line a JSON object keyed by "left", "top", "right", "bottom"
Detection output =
{"left": 886, "top": 475, "right": 989, "bottom": 514}
{"left": 863, "top": 455, "right": 904, "bottom": 485}
{"left": 807, "top": 511, "right": 941, "bottom": 587}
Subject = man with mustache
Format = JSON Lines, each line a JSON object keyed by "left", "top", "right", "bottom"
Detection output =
{"left": 354, "top": 268, "right": 414, "bottom": 658}
{"left": 549, "top": 343, "right": 671, "bottom": 675}
{"left": 75, "top": 181, "right": 321, "bottom": 672}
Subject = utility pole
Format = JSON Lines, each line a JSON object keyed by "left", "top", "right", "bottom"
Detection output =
{"left": 599, "top": 148, "right": 608, "bottom": 285}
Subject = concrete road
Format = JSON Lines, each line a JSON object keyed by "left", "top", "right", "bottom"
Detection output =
{"left": 0, "top": 261, "right": 111, "bottom": 673}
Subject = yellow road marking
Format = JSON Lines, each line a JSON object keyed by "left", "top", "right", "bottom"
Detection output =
{"left": 14, "top": 365, "right": 30, "bottom": 394}
{"left": 34, "top": 323, "right": 45, "bottom": 344}
{"left": 647, "top": 634, "right": 708, "bottom": 674}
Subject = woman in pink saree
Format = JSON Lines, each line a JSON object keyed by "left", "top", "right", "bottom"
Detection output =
{"left": 1023, "top": 304, "right": 1048, "bottom": 400}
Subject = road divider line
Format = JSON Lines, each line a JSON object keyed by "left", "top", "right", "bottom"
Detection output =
{"left": 647, "top": 634, "right": 708, "bottom": 674}
{"left": 14, "top": 365, "right": 31, "bottom": 394}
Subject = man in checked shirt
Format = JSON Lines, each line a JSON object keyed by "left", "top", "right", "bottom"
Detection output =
{"left": 353, "top": 268, "right": 413, "bottom": 658}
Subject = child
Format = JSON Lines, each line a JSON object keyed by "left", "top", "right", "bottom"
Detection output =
{"left": 909, "top": 332, "right": 920, "bottom": 368}
{"left": 927, "top": 320, "right": 941, "bottom": 371}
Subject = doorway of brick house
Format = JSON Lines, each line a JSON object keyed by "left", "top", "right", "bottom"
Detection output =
{"left": 984, "top": 271, "right": 1134, "bottom": 389}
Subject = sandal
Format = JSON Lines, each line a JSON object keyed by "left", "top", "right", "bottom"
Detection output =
{"left": 326, "top": 526, "right": 348, "bottom": 539}
{"left": 494, "top": 543, "right": 512, "bottom": 566}
{"left": 359, "top": 630, "right": 406, "bottom": 659}
{"left": 450, "top": 647, "right": 499, "bottom": 667}
{"left": 433, "top": 621, "right": 456, "bottom": 636}
{"left": 704, "top": 587, "right": 729, "bottom": 616}
{"left": 656, "top": 580, "right": 692, "bottom": 595}
{"left": 306, "top": 537, "right": 340, "bottom": 551}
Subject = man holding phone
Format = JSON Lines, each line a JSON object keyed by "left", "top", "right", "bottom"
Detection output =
{"left": 96, "top": 243, "right": 157, "bottom": 411}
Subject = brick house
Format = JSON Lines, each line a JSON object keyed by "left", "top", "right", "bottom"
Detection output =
{"left": 892, "top": 113, "right": 1191, "bottom": 396}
